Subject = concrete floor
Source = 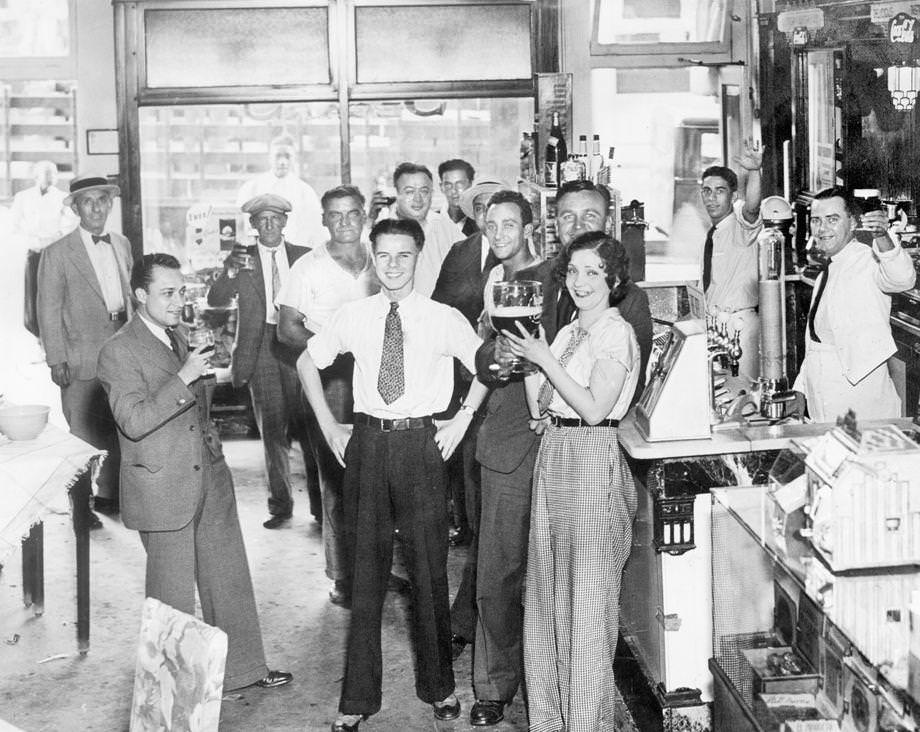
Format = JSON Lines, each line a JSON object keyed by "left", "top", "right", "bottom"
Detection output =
{"left": 0, "top": 243, "right": 688, "bottom": 732}
{"left": 0, "top": 438, "right": 540, "bottom": 732}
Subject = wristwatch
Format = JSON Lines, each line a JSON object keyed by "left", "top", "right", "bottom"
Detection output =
{"left": 459, "top": 403, "right": 477, "bottom": 417}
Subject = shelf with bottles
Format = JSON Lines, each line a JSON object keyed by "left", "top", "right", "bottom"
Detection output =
{"left": 710, "top": 484, "right": 920, "bottom": 732}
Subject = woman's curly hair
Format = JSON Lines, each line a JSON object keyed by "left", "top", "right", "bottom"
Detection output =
{"left": 553, "top": 230, "right": 631, "bottom": 304}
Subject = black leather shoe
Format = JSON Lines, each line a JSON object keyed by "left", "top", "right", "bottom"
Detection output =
{"left": 470, "top": 699, "right": 505, "bottom": 726}
{"left": 329, "top": 581, "right": 352, "bottom": 609}
{"left": 253, "top": 669, "right": 293, "bottom": 688}
{"left": 450, "top": 633, "right": 469, "bottom": 660}
{"left": 448, "top": 525, "right": 471, "bottom": 547}
{"left": 262, "top": 514, "right": 292, "bottom": 529}
{"left": 433, "top": 695, "right": 461, "bottom": 721}
{"left": 87, "top": 511, "right": 103, "bottom": 530}
{"left": 331, "top": 714, "right": 365, "bottom": 731}
{"left": 92, "top": 497, "right": 119, "bottom": 515}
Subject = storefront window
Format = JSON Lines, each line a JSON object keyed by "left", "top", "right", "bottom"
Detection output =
{"left": 591, "top": 66, "right": 722, "bottom": 262}
{"left": 595, "top": 0, "right": 727, "bottom": 46}
{"left": 138, "top": 102, "right": 341, "bottom": 268}
{"left": 349, "top": 97, "right": 533, "bottom": 205}
{"left": 0, "top": 0, "right": 70, "bottom": 58}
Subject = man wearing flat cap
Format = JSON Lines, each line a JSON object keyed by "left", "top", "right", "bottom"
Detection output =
{"left": 37, "top": 174, "right": 133, "bottom": 523}
{"left": 208, "top": 193, "right": 315, "bottom": 529}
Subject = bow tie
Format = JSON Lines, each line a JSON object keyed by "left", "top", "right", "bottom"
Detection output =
{"left": 92, "top": 233, "right": 111, "bottom": 245}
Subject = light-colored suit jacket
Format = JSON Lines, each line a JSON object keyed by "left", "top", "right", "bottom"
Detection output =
{"left": 97, "top": 317, "right": 223, "bottom": 532}
{"left": 37, "top": 228, "right": 133, "bottom": 380}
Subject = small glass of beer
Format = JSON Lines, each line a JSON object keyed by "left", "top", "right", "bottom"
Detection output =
{"left": 491, "top": 280, "right": 543, "bottom": 374}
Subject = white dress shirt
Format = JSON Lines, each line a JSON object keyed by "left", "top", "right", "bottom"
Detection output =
{"left": 307, "top": 290, "right": 482, "bottom": 419}
{"left": 138, "top": 312, "right": 174, "bottom": 350}
{"left": 9, "top": 184, "right": 78, "bottom": 251}
{"left": 703, "top": 200, "right": 762, "bottom": 313}
{"left": 277, "top": 243, "right": 378, "bottom": 333}
{"left": 79, "top": 227, "right": 125, "bottom": 312}
{"left": 540, "top": 309, "right": 639, "bottom": 421}
{"left": 256, "top": 242, "right": 291, "bottom": 325}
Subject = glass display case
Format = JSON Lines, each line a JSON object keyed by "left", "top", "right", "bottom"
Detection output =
{"left": 710, "top": 485, "right": 920, "bottom": 732}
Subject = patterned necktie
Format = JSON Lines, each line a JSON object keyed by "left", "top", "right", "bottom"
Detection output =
{"left": 166, "top": 327, "right": 182, "bottom": 358}
{"left": 270, "top": 249, "right": 282, "bottom": 308}
{"left": 701, "top": 225, "right": 716, "bottom": 291}
{"left": 92, "top": 233, "right": 111, "bottom": 245}
{"left": 377, "top": 301, "right": 405, "bottom": 404}
{"left": 807, "top": 258, "right": 832, "bottom": 343}
{"left": 537, "top": 325, "right": 588, "bottom": 414}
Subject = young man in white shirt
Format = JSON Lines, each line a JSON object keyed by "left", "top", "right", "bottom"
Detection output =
{"left": 297, "top": 217, "right": 487, "bottom": 732}
{"left": 277, "top": 185, "right": 379, "bottom": 607}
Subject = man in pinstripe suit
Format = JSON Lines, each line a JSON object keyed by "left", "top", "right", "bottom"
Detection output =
{"left": 208, "top": 193, "right": 318, "bottom": 529}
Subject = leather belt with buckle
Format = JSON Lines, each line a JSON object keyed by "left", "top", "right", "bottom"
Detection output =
{"left": 109, "top": 310, "right": 127, "bottom": 322}
{"left": 355, "top": 413, "right": 433, "bottom": 432}
{"left": 550, "top": 416, "right": 620, "bottom": 428}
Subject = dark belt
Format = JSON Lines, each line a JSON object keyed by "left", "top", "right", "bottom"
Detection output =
{"left": 354, "top": 413, "right": 433, "bottom": 432}
{"left": 550, "top": 416, "right": 619, "bottom": 428}
{"left": 108, "top": 310, "right": 127, "bottom": 323}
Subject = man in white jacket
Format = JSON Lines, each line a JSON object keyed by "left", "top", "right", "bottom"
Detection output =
{"left": 792, "top": 186, "right": 916, "bottom": 422}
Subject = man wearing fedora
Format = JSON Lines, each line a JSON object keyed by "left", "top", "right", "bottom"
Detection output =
{"left": 37, "top": 174, "right": 133, "bottom": 522}
{"left": 208, "top": 193, "right": 314, "bottom": 530}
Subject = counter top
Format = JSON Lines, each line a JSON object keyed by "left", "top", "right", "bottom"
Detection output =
{"left": 618, "top": 413, "right": 917, "bottom": 460}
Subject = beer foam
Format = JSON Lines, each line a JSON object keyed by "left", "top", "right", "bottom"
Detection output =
{"left": 492, "top": 305, "right": 541, "bottom": 317}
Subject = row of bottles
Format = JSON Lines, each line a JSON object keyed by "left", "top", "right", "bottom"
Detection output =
{"left": 519, "top": 111, "right": 615, "bottom": 188}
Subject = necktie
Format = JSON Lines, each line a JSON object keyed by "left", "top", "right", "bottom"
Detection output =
{"left": 92, "top": 233, "right": 111, "bottom": 245}
{"left": 807, "top": 259, "right": 832, "bottom": 343}
{"left": 270, "top": 249, "right": 281, "bottom": 307}
{"left": 377, "top": 302, "right": 405, "bottom": 404}
{"left": 701, "top": 225, "right": 716, "bottom": 291}
{"left": 166, "top": 327, "right": 182, "bottom": 358}
{"left": 537, "top": 325, "right": 588, "bottom": 414}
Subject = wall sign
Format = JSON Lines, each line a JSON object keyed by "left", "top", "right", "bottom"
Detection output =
{"left": 889, "top": 12, "right": 919, "bottom": 42}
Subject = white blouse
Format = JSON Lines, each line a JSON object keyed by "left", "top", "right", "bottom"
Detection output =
{"left": 541, "top": 308, "right": 639, "bottom": 421}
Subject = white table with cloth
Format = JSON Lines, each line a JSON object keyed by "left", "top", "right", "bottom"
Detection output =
{"left": 0, "top": 423, "right": 105, "bottom": 652}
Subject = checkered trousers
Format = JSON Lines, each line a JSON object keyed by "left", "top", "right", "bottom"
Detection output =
{"left": 523, "top": 423, "right": 637, "bottom": 732}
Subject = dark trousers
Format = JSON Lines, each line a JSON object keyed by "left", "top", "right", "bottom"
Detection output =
{"left": 449, "top": 417, "right": 483, "bottom": 641}
{"left": 306, "top": 355, "right": 353, "bottom": 583}
{"left": 61, "top": 377, "right": 120, "bottom": 502}
{"left": 339, "top": 421, "right": 455, "bottom": 715}
{"left": 139, "top": 456, "right": 268, "bottom": 691}
{"left": 473, "top": 442, "right": 537, "bottom": 702}
{"left": 248, "top": 326, "right": 313, "bottom": 518}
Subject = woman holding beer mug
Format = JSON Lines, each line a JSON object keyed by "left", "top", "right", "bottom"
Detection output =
{"left": 501, "top": 230, "right": 639, "bottom": 732}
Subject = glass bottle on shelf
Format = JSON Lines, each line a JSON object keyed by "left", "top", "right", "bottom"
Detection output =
{"left": 560, "top": 153, "right": 586, "bottom": 184}
{"left": 543, "top": 111, "right": 567, "bottom": 188}
{"left": 590, "top": 134, "right": 604, "bottom": 183}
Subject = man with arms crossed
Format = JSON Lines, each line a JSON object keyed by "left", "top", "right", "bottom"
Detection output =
{"left": 297, "top": 218, "right": 487, "bottom": 731}
{"left": 98, "top": 253, "right": 292, "bottom": 693}
{"left": 277, "top": 185, "right": 379, "bottom": 606}
{"left": 792, "top": 186, "right": 915, "bottom": 421}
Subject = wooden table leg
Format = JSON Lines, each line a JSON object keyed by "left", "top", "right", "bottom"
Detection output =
{"left": 21, "top": 529, "right": 34, "bottom": 608}
{"left": 69, "top": 469, "right": 93, "bottom": 654}
{"left": 32, "top": 522, "right": 44, "bottom": 616}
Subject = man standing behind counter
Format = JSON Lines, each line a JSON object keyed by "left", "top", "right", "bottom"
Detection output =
{"left": 98, "top": 253, "right": 292, "bottom": 693}
{"left": 208, "top": 193, "right": 315, "bottom": 530}
{"left": 699, "top": 139, "right": 764, "bottom": 379}
{"left": 37, "top": 174, "right": 133, "bottom": 521}
{"left": 792, "top": 186, "right": 916, "bottom": 422}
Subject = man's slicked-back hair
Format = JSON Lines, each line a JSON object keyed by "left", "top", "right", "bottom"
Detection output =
{"left": 393, "top": 162, "right": 433, "bottom": 188}
{"left": 701, "top": 165, "right": 738, "bottom": 191}
{"left": 485, "top": 189, "right": 533, "bottom": 227}
{"left": 321, "top": 184, "right": 366, "bottom": 210}
{"left": 437, "top": 158, "right": 475, "bottom": 182}
{"left": 369, "top": 217, "right": 425, "bottom": 252}
{"left": 131, "top": 253, "right": 181, "bottom": 293}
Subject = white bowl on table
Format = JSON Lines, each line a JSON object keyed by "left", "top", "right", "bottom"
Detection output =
{"left": 0, "top": 404, "right": 50, "bottom": 441}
